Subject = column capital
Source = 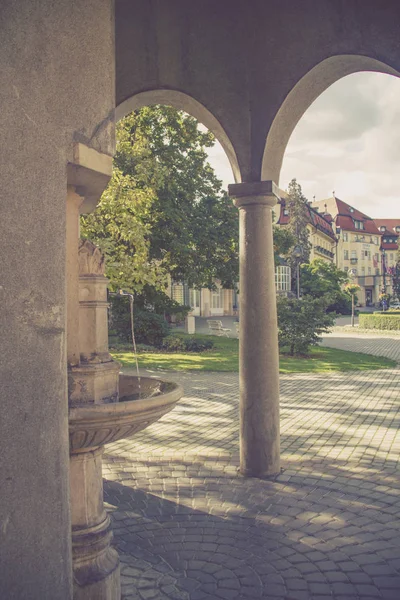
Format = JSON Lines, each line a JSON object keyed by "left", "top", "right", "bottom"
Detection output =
{"left": 228, "top": 180, "right": 280, "bottom": 209}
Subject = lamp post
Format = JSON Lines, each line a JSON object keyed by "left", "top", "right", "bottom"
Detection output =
{"left": 346, "top": 269, "right": 359, "bottom": 327}
{"left": 382, "top": 248, "right": 387, "bottom": 294}
{"left": 293, "top": 245, "right": 303, "bottom": 298}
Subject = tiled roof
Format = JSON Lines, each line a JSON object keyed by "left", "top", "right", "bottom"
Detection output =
{"left": 374, "top": 219, "right": 400, "bottom": 233}
{"left": 277, "top": 200, "right": 335, "bottom": 240}
{"left": 312, "top": 197, "right": 381, "bottom": 235}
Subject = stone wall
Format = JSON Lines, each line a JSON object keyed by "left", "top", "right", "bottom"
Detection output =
{"left": 0, "top": 1, "right": 115, "bottom": 597}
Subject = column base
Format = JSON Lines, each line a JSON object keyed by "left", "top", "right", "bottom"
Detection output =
{"left": 240, "top": 466, "right": 281, "bottom": 479}
{"left": 72, "top": 516, "right": 120, "bottom": 600}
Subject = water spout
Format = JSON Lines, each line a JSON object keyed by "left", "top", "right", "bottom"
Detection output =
{"left": 109, "top": 290, "right": 141, "bottom": 397}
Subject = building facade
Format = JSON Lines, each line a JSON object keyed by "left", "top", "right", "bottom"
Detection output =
{"left": 313, "top": 197, "right": 383, "bottom": 306}
{"left": 276, "top": 198, "right": 337, "bottom": 263}
{"left": 373, "top": 219, "right": 400, "bottom": 298}
{"left": 170, "top": 281, "right": 236, "bottom": 317}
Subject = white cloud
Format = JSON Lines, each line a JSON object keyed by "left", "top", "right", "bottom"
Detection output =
{"left": 205, "top": 71, "right": 400, "bottom": 218}
{"left": 280, "top": 71, "right": 400, "bottom": 218}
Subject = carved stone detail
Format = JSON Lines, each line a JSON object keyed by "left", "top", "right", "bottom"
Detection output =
{"left": 78, "top": 239, "right": 105, "bottom": 275}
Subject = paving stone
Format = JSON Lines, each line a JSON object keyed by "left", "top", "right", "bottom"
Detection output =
{"left": 102, "top": 334, "right": 400, "bottom": 599}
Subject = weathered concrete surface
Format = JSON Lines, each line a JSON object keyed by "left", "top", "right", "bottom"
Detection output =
{"left": 0, "top": 1, "right": 115, "bottom": 597}
{"left": 116, "top": 0, "right": 400, "bottom": 183}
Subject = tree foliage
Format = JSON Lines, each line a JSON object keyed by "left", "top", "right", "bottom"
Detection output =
{"left": 277, "top": 295, "right": 334, "bottom": 356}
{"left": 108, "top": 106, "right": 238, "bottom": 291}
{"left": 301, "top": 259, "right": 351, "bottom": 313}
{"left": 81, "top": 168, "right": 167, "bottom": 293}
{"left": 284, "top": 179, "right": 312, "bottom": 279}
{"left": 273, "top": 225, "right": 295, "bottom": 263}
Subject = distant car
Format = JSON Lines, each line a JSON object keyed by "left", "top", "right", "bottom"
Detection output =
{"left": 390, "top": 301, "right": 400, "bottom": 309}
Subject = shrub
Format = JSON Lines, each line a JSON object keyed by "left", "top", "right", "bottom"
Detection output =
{"left": 359, "top": 313, "right": 400, "bottom": 331}
{"left": 277, "top": 295, "right": 334, "bottom": 355}
{"left": 109, "top": 295, "right": 170, "bottom": 347}
{"left": 161, "top": 333, "right": 215, "bottom": 353}
{"left": 134, "top": 285, "right": 191, "bottom": 323}
{"left": 131, "top": 310, "right": 170, "bottom": 347}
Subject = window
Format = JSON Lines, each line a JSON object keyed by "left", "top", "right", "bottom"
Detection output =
{"left": 361, "top": 267, "right": 365, "bottom": 274}
{"left": 380, "top": 226, "right": 386, "bottom": 232}
{"left": 283, "top": 208, "right": 289, "bottom": 216}
{"left": 374, "top": 236, "right": 378, "bottom": 245}
{"left": 343, "top": 232, "right": 348, "bottom": 242}
{"left": 344, "top": 266, "right": 349, "bottom": 272}
{"left": 368, "top": 251, "right": 371, "bottom": 259}
{"left": 368, "top": 267, "right": 371, "bottom": 275}
{"left": 375, "top": 268, "right": 380, "bottom": 275}
{"left": 396, "top": 226, "right": 400, "bottom": 233}
{"left": 351, "top": 250, "right": 357, "bottom": 259}
{"left": 171, "top": 283, "right": 184, "bottom": 305}
{"left": 349, "top": 207, "right": 354, "bottom": 212}
{"left": 275, "top": 266, "right": 291, "bottom": 292}
{"left": 212, "top": 288, "right": 224, "bottom": 309}
{"left": 344, "top": 250, "right": 349, "bottom": 260}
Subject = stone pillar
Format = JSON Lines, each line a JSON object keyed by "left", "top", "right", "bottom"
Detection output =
{"left": 68, "top": 240, "right": 120, "bottom": 406}
{"left": 67, "top": 238, "right": 120, "bottom": 599}
{"left": 70, "top": 448, "right": 119, "bottom": 600}
{"left": 228, "top": 181, "right": 280, "bottom": 478}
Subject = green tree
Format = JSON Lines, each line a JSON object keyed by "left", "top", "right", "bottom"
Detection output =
{"left": 114, "top": 106, "right": 239, "bottom": 290}
{"left": 273, "top": 225, "right": 295, "bottom": 264}
{"left": 81, "top": 168, "right": 167, "bottom": 293}
{"left": 277, "top": 295, "right": 334, "bottom": 356}
{"left": 82, "top": 106, "right": 239, "bottom": 294}
{"left": 300, "top": 259, "right": 351, "bottom": 313}
{"left": 344, "top": 282, "right": 361, "bottom": 327}
{"left": 284, "top": 179, "right": 312, "bottom": 290}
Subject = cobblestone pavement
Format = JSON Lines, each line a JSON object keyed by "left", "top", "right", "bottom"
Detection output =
{"left": 322, "top": 331, "right": 400, "bottom": 363}
{"left": 104, "top": 336, "right": 400, "bottom": 599}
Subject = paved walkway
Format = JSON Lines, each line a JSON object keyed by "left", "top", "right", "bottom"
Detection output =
{"left": 104, "top": 334, "right": 400, "bottom": 599}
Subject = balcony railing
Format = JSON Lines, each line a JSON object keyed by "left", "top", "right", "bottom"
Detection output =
{"left": 350, "top": 258, "right": 358, "bottom": 264}
{"left": 314, "top": 245, "right": 334, "bottom": 259}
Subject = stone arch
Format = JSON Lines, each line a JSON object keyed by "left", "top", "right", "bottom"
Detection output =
{"left": 116, "top": 89, "right": 241, "bottom": 183}
{"left": 262, "top": 55, "right": 400, "bottom": 185}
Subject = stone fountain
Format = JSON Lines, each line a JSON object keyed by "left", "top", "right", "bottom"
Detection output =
{"left": 66, "top": 187, "right": 183, "bottom": 599}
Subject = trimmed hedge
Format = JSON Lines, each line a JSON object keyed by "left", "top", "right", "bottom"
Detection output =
{"left": 161, "top": 333, "right": 215, "bottom": 353}
{"left": 359, "top": 313, "right": 400, "bottom": 331}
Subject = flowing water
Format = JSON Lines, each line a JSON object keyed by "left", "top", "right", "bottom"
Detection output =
{"left": 127, "top": 294, "right": 141, "bottom": 398}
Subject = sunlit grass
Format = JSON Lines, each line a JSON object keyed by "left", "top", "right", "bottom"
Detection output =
{"left": 111, "top": 335, "right": 395, "bottom": 373}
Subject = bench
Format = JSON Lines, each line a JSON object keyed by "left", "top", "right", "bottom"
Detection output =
{"left": 207, "top": 320, "right": 231, "bottom": 337}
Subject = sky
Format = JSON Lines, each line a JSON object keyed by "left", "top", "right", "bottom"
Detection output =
{"left": 207, "top": 72, "right": 400, "bottom": 219}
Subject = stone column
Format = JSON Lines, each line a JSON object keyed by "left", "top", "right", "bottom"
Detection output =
{"left": 228, "top": 181, "right": 280, "bottom": 478}
{"left": 68, "top": 239, "right": 120, "bottom": 599}
{"left": 70, "top": 448, "right": 119, "bottom": 600}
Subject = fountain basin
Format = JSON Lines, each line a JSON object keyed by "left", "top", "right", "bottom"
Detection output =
{"left": 69, "top": 374, "right": 183, "bottom": 451}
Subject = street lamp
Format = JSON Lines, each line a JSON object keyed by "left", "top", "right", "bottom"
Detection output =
{"left": 382, "top": 248, "right": 386, "bottom": 294}
{"left": 293, "top": 245, "right": 303, "bottom": 299}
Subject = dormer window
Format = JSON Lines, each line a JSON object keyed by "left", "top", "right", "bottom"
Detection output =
{"left": 349, "top": 207, "right": 354, "bottom": 213}
{"left": 380, "top": 226, "right": 386, "bottom": 232}
{"left": 354, "top": 220, "right": 364, "bottom": 230}
{"left": 396, "top": 226, "right": 400, "bottom": 233}
{"left": 283, "top": 209, "right": 289, "bottom": 216}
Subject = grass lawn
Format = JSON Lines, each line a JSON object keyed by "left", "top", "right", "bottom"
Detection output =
{"left": 111, "top": 335, "right": 395, "bottom": 373}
